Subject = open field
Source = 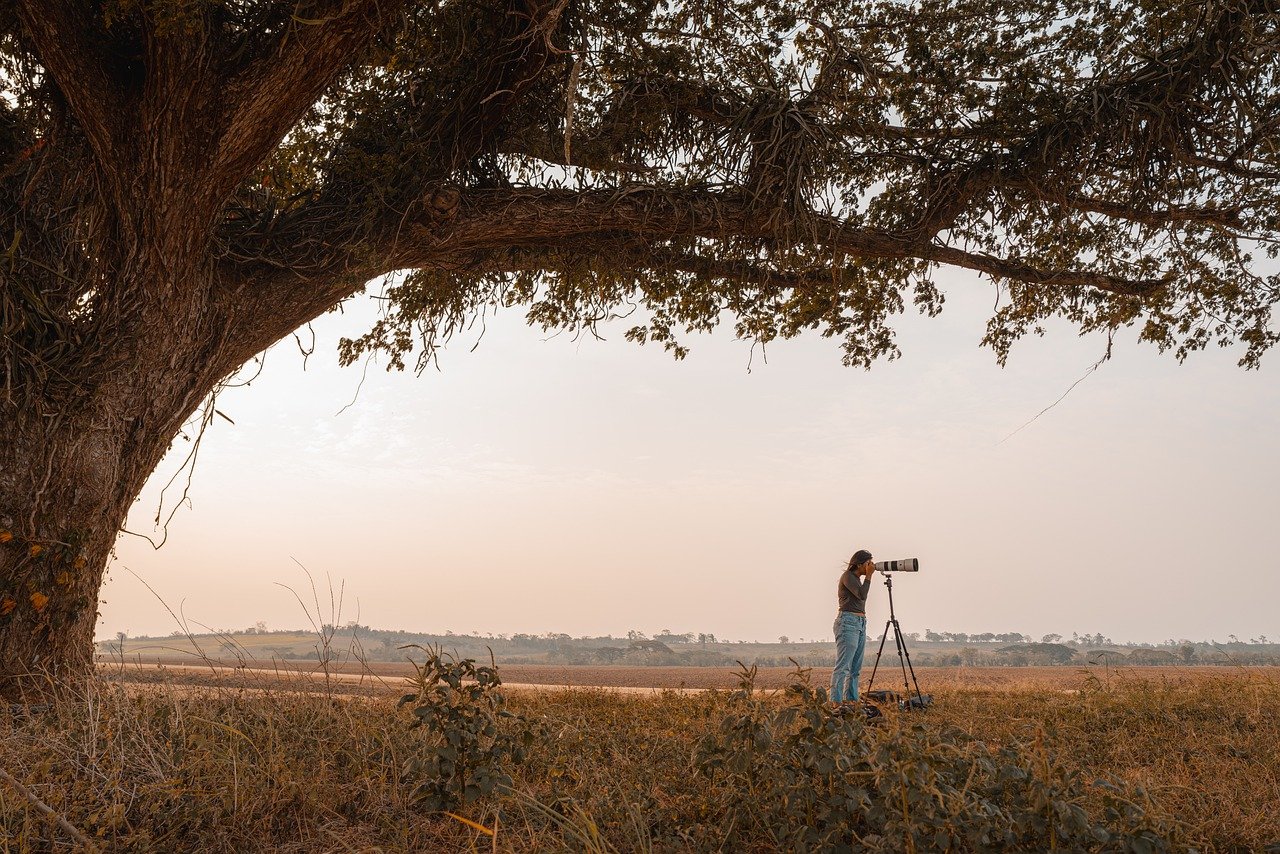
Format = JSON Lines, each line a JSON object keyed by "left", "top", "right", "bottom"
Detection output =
{"left": 101, "top": 653, "right": 1277, "bottom": 692}
{"left": 2, "top": 662, "right": 1275, "bottom": 852}
{"left": 99, "top": 630, "right": 1280, "bottom": 670}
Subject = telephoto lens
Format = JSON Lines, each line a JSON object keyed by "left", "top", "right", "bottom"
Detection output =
{"left": 874, "top": 558, "right": 920, "bottom": 573}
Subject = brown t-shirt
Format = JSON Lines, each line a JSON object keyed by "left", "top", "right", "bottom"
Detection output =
{"left": 837, "top": 570, "right": 872, "bottom": 614}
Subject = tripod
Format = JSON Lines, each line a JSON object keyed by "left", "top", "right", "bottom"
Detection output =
{"left": 865, "top": 574, "right": 929, "bottom": 709}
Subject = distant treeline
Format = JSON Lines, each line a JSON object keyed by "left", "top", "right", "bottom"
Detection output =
{"left": 99, "top": 624, "right": 1280, "bottom": 668}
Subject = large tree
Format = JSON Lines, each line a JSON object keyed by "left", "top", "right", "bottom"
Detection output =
{"left": 0, "top": 0, "right": 1277, "bottom": 695}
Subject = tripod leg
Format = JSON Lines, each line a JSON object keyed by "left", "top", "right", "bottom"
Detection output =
{"left": 899, "top": 630, "right": 926, "bottom": 704}
{"left": 866, "top": 620, "right": 893, "bottom": 694}
{"left": 891, "top": 619, "right": 912, "bottom": 698}
{"left": 891, "top": 618, "right": 927, "bottom": 706}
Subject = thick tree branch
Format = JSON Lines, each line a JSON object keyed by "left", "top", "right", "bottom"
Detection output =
{"left": 220, "top": 185, "right": 1165, "bottom": 356}
{"left": 1026, "top": 189, "right": 1246, "bottom": 229}
{"left": 14, "top": 0, "right": 125, "bottom": 179}
{"left": 915, "top": 245, "right": 1164, "bottom": 296}
{"left": 210, "top": 0, "right": 409, "bottom": 201}
{"left": 423, "top": 189, "right": 1166, "bottom": 296}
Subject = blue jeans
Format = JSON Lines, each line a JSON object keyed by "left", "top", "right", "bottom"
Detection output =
{"left": 831, "top": 612, "right": 867, "bottom": 703}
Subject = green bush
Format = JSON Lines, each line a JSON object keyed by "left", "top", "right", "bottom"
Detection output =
{"left": 397, "top": 646, "right": 539, "bottom": 812}
{"left": 691, "top": 664, "right": 1180, "bottom": 852}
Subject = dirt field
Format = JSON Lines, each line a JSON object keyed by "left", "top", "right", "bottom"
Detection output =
{"left": 102, "top": 654, "right": 1274, "bottom": 694}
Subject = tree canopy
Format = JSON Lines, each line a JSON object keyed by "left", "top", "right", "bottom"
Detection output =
{"left": 1, "top": 0, "right": 1279, "bottom": 689}
{"left": 2, "top": 0, "right": 1278, "bottom": 397}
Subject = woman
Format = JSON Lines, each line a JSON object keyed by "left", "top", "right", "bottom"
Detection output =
{"left": 831, "top": 549, "right": 875, "bottom": 704}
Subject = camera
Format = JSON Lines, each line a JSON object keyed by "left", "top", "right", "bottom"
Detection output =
{"left": 874, "top": 558, "right": 919, "bottom": 573}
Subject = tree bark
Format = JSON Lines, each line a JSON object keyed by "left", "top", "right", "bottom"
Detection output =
{"left": 0, "top": 411, "right": 142, "bottom": 699}
{"left": 0, "top": 374, "right": 245, "bottom": 698}
{"left": 0, "top": 261, "right": 246, "bottom": 699}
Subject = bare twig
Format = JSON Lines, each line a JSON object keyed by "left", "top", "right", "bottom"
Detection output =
{"left": 0, "top": 765, "right": 101, "bottom": 852}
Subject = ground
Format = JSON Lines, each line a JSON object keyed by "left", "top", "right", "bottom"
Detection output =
{"left": 2, "top": 659, "right": 1275, "bottom": 851}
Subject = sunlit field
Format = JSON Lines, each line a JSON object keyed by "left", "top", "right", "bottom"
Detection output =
{"left": 2, "top": 661, "right": 1276, "bottom": 852}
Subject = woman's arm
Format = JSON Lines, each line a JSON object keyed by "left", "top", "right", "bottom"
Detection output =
{"left": 841, "top": 570, "right": 873, "bottom": 598}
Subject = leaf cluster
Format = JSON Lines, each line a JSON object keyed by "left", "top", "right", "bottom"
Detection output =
{"left": 397, "top": 645, "right": 541, "bottom": 812}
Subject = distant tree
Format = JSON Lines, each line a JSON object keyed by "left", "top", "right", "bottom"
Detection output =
{"left": 778, "top": 636, "right": 790, "bottom": 644}
{"left": 1180, "top": 643, "right": 1197, "bottom": 664}
{"left": 3, "top": 0, "right": 1279, "bottom": 696}
{"left": 1041, "top": 634, "right": 1063, "bottom": 644}
{"left": 995, "top": 642, "right": 1076, "bottom": 665}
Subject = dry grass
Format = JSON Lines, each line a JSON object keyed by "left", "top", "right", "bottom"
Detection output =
{"left": 1, "top": 667, "right": 1276, "bottom": 852}
{"left": 933, "top": 669, "right": 1280, "bottom": 851}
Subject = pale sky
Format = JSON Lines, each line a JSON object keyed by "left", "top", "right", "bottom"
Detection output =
{"left": 99, "top": 267, "right": 1279, "bottom": 645}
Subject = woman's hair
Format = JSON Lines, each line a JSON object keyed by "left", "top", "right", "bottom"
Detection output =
{"left": 847, "top": 550, "right": 873, "bottom": 572}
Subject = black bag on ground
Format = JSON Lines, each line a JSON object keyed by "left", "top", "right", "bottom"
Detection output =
{"left": 865, "top": 689, "right": 933, "bottom": 710}
{"left": 865, "top": 689, "right": 901, "bottom": 705}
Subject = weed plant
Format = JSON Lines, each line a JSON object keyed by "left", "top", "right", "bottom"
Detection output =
{"left": 398, "top": 645, "right": 541, "bottom": 811}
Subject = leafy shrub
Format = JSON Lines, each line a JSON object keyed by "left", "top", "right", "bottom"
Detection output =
{"left": 692, "top": 664, "right": 1180, "bottom": 852}
{"left": 398, "top": 646, "right": 539, "bottom": 811}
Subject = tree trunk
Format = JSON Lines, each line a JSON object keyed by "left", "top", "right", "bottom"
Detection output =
{"left": 0, "top": 400, "right": 169, "bottom": 699}
{"left": 0, "top": 267, "right": 244, "bottom": 699}
{"left": 2, "top": 423, "right": 109, "bottom": 697}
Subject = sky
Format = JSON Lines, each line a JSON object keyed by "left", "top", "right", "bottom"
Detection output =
{"left": 99, "top": 267, "right": 1280, "bottom": 645}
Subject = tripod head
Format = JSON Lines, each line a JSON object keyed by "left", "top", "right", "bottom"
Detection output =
{"left": 878, "top": 572, "right": 898, "bottom": 613}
